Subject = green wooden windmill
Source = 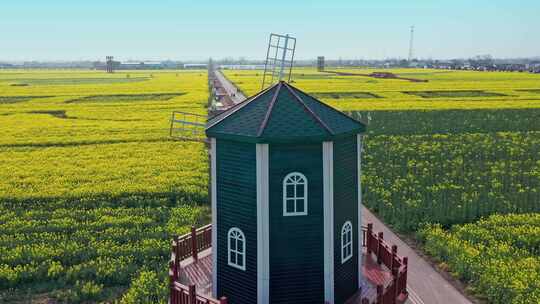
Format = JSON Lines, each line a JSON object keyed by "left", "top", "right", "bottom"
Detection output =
{"left": 206, "top": 80, "right": 366, "bottom": 304}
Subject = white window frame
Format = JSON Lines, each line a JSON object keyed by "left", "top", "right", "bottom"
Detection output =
{"left": 227, "top": 227, "right": 246, "bottom": 271}
{"left": 341, "top": 221, "right": 353, "bottom": 263}
{"left": 282, "top": 172, "right": 308, "bottom": 216}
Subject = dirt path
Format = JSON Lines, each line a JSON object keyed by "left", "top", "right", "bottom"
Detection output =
{"left": 216, "top": 70, "right": 472, "bottom": 304}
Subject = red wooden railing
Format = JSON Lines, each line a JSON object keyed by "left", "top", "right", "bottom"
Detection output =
{"left": 170, "top": 223, "right": 407, "bottom": 304}
{"left": 169, "top": 225, "right": 226, "bottom": 304}
{"left": 361, "top": 223, "right": 409, "bottom": 304}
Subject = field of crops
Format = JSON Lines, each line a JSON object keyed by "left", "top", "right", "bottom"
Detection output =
{"left": 419, "top": 214, "right": 540, "bottom": 304}
{"left": 3, "top": 67, "right": 540, "bottom": 303}
{"left": 225, "top": 68, "right": 540, "bottom": 110}
{"left": 0, "top": 70, "right": 210, "bottom": 303}
{"left": 226, "top": 68, "right": 540, "bottom": 303}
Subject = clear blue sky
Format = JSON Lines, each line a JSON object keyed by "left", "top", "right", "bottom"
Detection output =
{"left": 1, "top": 0, "right": 539, "bottom": 61}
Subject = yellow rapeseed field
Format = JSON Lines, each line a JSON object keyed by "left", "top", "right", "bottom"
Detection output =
{"left": 0, "top": 70, "right": 210, "bottom": 303}
{"left": 0, "top": 70, "right": 209, "bottom": 202}
{"left": 224, "top": 68, "right": 540, "bottom": 110}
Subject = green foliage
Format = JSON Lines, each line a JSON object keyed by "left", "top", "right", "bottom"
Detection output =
{"left": 349, "top": 109, "right": 540, "bottom": 135}
{"left": 54, "top": 280, "right": 104, "bottom": 303}
{"left": 0, "top": 201, "right": 209, "bottom": 303}
{"left": 66, "top": 92, "right": 186, "bottom": 103}
{"left": 0, "top": 95, "right": 53, "bottom": 104}
{"left": 403, "top": 90, "right": 506, "bottom": 98}
{"left": 312, "top": 91, "right": 380, "bottom": 99}
{"left": 362, "top": 131, "right": 540, "bottom": 232}
{"left": 120, "top": 270, "right": 167, "bottom": 304}
{"left": 418, "top": 214, "right": 540, "bottom": 304}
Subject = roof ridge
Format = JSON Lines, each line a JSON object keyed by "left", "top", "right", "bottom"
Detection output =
{"left": 257, "top": 82, "right": 282, "bottom": 137}
{"left": 206, "top": 83, "right": 277, "bottom": 130}
{"left": 288, "top": 84, "right": 366, "bottom": 129}
{"left": 283, "top": 82, "right": 334, "bottom": 135}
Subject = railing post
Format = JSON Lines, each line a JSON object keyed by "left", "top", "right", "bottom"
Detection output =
{"left": 376, "top": 285, "right": 383, "bottom": 304}
{"left": 402, "top": 257, "right": 409, "bottom": 294}
{"left": 391, "top": 245, "right": 398, "bottom": 276}
{"left": 188, "top": 284, "right": 196, "bottom": 304}
{"left": 377, "top": 232, "right": 384, "bottom": 265}
{"left": 170, "top": 260, "right": 178, "bottom": 281}
{"left": 169, "top": 260, "right": 177, "bottom": 304}
{"left": 394, "top": 273, "right": 400, "bottom": 304}
{"left": 174, "top": 235, "right": 180, "bottom": 267}
{"left": 219, "top": 296, "right": 228, "bottom": 304}
{"left": 191, "top": 226, "right": 198, "bottom": 262}
{"left": 367, "top": 223, "right": 373, "bottom": 254}
{"left": 170, "top": 112, "right": 175, "bottom": 137}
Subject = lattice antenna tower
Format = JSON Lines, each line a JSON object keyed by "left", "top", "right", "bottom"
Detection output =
{"left": 261, "top": 33, "right": 296, "bottom": 90}
{"left": 408, "top": 26, "right": 415, "bottom": 62}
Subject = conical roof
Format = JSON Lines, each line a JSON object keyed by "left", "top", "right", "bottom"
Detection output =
{"left": 206, "top": 81, "right": 366, "bottom": 143}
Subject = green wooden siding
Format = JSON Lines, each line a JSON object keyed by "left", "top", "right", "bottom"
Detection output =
{"left": 268, "top": 143, "right": 324, "bottom": 303}
{"left": 333, "top": 136, "right": 359, "bottom": 304}
{"left": 216, "top": 139, "right": 258, "bottom": 304}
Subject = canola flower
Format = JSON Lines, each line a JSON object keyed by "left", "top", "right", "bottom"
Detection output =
{"left": 0, "top": 70, "right": 210, "bottom": 303}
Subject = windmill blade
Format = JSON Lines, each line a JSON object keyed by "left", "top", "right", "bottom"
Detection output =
{"left": 169, "top": 111, "right": 208, "bottom": 143}
{"left": 261, "top": 33, "right": 296, "bottom": 90}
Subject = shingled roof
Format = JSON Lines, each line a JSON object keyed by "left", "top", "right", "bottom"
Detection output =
{"left": 206, "top": 81, "right": 366, "bottom": 143}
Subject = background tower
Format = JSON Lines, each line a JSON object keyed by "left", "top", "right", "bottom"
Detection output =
{"left": 408, "top": 26, "right": 415, "bottom": 62}
{"left": 106, "top": 56, "right": 114, "bottom": 73}
{"left": 317, "top": 56, "right": 325, "bottom": 72}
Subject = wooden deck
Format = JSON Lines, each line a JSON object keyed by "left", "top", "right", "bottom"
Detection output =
{"left": 177, "top": 247, "right": 394, "bottom": 303}
{"left": 178, "top": 248, "right": 213, "bottom": 297}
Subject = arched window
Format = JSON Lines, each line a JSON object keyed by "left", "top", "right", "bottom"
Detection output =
{"left": 341, "top": 221, "right": 353, "bottom": 263}
{"left": 227, "top": 227, "right": 246, "bottom": 271}
{"left": 283, "top": 172, "right": 308, "bottom": 216}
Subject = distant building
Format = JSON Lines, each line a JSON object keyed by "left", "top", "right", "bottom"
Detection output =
{"left": 184, "top": 63, "right": 208, "bottom": 69}
{"left": 119, "top": 61, "right": 163, "bottom": 69}
{"left": 219, "top": 64, "right": 266, "bottom": 70}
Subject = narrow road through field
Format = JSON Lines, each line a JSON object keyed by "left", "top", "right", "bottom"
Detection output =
{"left": 215, "top": 70, "right": 473, "bottom": 304}
{"left": 214, "top": 70, "right": 246, "bottom": 103}
{"left": 362, "top": 208, "right": 472, "bottom": 304}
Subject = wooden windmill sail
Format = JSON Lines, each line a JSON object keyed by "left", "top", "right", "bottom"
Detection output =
{"left": 169, "top": 33, "right": 296, "bottom": 142}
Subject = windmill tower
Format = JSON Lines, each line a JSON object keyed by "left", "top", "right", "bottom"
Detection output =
{"left": 206, "top": 81, "right": 366, "bottom": 303}
{"left": 169, "top": 34, "right": 369, "bottom": 303}
{"left": 408, "top": 26, "right": 415, "bottom": 62}
{"left": 167, "top": 31, "right": 413, "bottom": 304}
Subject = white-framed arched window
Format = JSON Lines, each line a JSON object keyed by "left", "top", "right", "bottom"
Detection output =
{"left": 227, "top": 227, "right": 246, "bottom": 271}
{"left": 341, "top": 221, "right": 353, "bottom": 263}
{"left": 283, "top": 172, "right": 308, "bottom": 216}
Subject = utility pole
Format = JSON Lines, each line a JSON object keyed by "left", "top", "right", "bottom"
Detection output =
{"left": 408, "top": 26, "right": 415, "bottom": 62}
